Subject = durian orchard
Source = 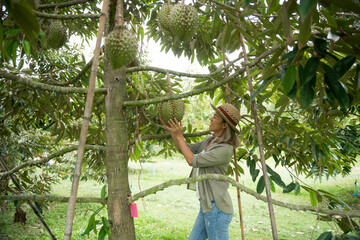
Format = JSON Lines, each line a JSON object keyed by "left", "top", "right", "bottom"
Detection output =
{"left": 1, "top": 0, "right": 360, "bottom": 240}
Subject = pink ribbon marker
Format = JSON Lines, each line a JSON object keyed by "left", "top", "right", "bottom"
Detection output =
{"left": 130, "top": 203, "right": 138, "bottom": 218}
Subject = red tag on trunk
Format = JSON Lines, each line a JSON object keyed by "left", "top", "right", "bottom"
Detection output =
{"left": 130, "top": 203, "right": 138, "bottom": 218}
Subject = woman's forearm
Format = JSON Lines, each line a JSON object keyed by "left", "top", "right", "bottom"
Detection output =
{"left": 176, "top": 135, "right": 193, "bottom": 166}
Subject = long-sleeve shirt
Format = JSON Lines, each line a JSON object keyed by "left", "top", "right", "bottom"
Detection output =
{"left": 187, "top": 136, "right": 234, "bottom": 214}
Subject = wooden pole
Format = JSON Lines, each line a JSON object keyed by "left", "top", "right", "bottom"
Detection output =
{"left": 233, "top": 148, "right": 246, "bottom": 240}
{"left": 0, "top": 157, "right": 57, "bottom": 240}
{"left": 239, "top": 34, "right": 278, "bottom": 239}
{"left": 222, "top": 47, "right": 245, "bottom": 239}
{"left": 63, "top": 0, "right": 109, "bottom": 239}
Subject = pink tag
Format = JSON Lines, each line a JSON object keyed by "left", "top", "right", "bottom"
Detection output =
{"left": 130, "top": 203, "right": 138, "bottom": 218}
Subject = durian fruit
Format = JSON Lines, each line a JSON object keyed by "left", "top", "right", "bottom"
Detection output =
{"left": 169, "top": 3, "right": 199, "bottom": 42}
{"left": 105, "top": 27, "right": 138, "bottom": 70}
{"left": 157, "top": 4, "right": 173, "bottom": 34}
{"left": 159, "top": 99, "right": 185, "bottom": 123}
{"left": 46, "top": 21, "right": 67, "bottom": 49}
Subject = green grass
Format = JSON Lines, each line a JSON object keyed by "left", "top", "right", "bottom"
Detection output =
{"left": 1, "top": 156, "right": 360, "bottom": 239}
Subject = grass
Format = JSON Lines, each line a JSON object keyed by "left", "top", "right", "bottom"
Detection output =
{"left": 1, "top": 155, "right": 360, "bottom": 239}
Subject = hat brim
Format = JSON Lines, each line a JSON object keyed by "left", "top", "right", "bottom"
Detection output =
{"left": 210, "top": 103, "right": 240, "bottom": 133}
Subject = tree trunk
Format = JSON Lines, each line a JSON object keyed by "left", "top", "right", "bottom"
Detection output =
{"left": 104, "top": 63, "right": 135, "bottom": 240}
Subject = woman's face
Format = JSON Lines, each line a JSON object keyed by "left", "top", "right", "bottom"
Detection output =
{"left": 209, "top": 112, "right": 227, "bottom": 133}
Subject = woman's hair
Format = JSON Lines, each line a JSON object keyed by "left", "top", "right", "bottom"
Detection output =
{"left": 215, "top": 119, "right": 240, "bottom": 148}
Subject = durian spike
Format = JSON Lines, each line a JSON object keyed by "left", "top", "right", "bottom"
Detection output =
{"left": 115, "top": 0, "right": 123, "bottom": 26}
{"left": 166, "top": 72, "right": 172, "bottom": 94}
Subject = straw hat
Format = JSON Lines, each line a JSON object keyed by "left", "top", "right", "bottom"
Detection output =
{"left": 210, "top": 103, "right": 241, "bottom": 133}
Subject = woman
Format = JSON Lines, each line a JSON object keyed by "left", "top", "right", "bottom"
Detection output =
{"left": 161, "top": 103, "right": 241, "bottom": 240}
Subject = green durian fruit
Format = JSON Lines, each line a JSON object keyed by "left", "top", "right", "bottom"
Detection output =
{"left": 105, "top": 27, "right": 138, "bottom": 70}
{"left": 159, "top": 99, "right": 185, "bottom": 123}
{"left": 169, "top": 3, "right": 199, "bottom": 41}
{"left": 158, "top": 4, "right": 173, "bottom": 34}
{"left": 46, "top": 21, "right": 67, "bottom": 49}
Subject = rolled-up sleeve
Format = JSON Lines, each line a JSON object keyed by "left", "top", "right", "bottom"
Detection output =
{"left": 192, "top": 145, "right": 232, "bottom": 168}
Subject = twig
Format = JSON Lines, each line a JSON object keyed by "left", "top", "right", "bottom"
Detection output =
{"left": 38, "top": 0, "right": 94, "bottom": 9}
{"left": 34, "top": 11, "right": 100, "bottom": 19}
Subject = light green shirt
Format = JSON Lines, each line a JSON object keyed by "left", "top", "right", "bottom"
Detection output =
{"left": 187, "top": 136, "right": 234, "bottom": 214}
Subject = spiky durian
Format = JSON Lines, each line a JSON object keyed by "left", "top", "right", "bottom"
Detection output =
{"left": 158, "top": 4, "right": 173, "bottom": 34}
{"left": 169, "top": 4, "right": 199, "bottom": 41}
{"left": 105, "top": 27, "right": 138, "bottom": 70}
{"left": 159, "top": 99, "right": 185, "bottom": 123}
{"left": 46, "top": 21, "right": 67, "bottom": 49}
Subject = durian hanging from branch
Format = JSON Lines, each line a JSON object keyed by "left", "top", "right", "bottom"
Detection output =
{"left": 45, "top": 20, "right": 68, "bottom": 49}
{"left": 105, "top": 0, "right": 138, "bottom": 70}
{"left": 157, "top": 0, "right": 199, "bottom": 42}
{"left": 158, "top": 72, "right": 185, "bottom": 123}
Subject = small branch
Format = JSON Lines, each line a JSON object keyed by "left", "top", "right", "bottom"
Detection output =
{"left": 130, "top": 174, "right": 360, "bottom": 218}
{"left": 0, "top": 69, "right": 106, "bottom": 94}
{"left": 50, "top": 57, "right": 94, "bottom": 86}
{"left": 38, "top": 0, "right": 95, "bottom": 9}
{"left": 128, "top": 131, "right": 210, "bottom": 145}
{"left": 123, "top": 44, "right": 283, "bottom": 107}
{"left": 34, "top": 11, "right": 101, "bottom": 19}
{"left": 0, "top": 194, "right": 106, "bottom": 204}
{"left": 0, "top": 145, "right": 106, "bottom": 178}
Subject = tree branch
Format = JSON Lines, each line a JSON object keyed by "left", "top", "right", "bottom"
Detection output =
{"left": 2, "top": 174, "right": 359, "bottom": 219}
{"left": 34, "top": 11, "right": 101, "bottom": 19}
{"left": 0, "top": 69, "right": 106, "bottom": 94}
{"left": 130, "top": 174, "right": 360, "bottom": 218}
{"left": 0, "top": 145, "right": 106, "bottom": 178}
{"left": 128, "top": 131, "right": 211, "bottom": 145}
{"left": 126, "top": 56, "right": 241, "bottom": 78}
{"left": 0, "top": 194, "right": 106, "bottom": 204}
{"left": 38, "top": 0, "right": 95, "bottom": 9}
{"left": 123, "top": 44, "right": 283, "bottom": 107}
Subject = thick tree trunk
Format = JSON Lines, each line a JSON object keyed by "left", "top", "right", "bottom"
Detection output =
{"left": 104, "top": 63, "right": 135, "bottom": 240}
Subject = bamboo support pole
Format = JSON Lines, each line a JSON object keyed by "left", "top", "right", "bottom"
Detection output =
{"left": 63, "top": 0, "right": 109, "bottom": 239}
{"left": 239, "top": 34, "right": 278, "bottom": 239}
{"left": 222, "top": 47, "right": 245, "bottom": 239}
{"left": 0, "top": 157, "right": 57, "bottom": 240}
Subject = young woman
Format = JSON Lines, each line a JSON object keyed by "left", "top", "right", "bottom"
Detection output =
{"left": 161, "top": 103, "right": 241, "bottom": 240}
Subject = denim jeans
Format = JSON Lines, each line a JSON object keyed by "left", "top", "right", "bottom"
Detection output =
{"left": 188, "top": 201, "right": 233, "bottom": 240}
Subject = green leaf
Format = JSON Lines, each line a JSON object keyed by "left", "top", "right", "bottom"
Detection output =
{"left": 269, "top": 177, "right": 276, "bottom": 192}
{"left": 323, "top": 63, "right": 350, "bottom": 109}
{"left": 256, "top": 176, "right": 265, "bottom": 194}
{"left": 98, "top": 226, "right": 107, "bottom": 240}
{"left": 302, "top": 57, "right": 319, "bottom": 87}
{"left": 101, "top": 185, "right": 106, "bottom": 199}
{"left": 316, "top": 231, "right": 332, "bottom": 240}
{"left": 356, "top": 64, "right": 360, "bottom": 91}
{"left": 282, "top": 65, "right": 296, "bottom": 95}
{"left": 283, "top": 182, "right": 296, "bottom": 193}
{"left": 333, "top": 56, "right": 356, "bottom": 79}
{"left": 250, "top": 76, "right": 273, "bottom": 101}
{"left": 294, "top": 184, "right": 301, "bottom": 195}
{"left": 300, "top": 77, "right": 315, "bottom": 108}
{"left": 310, "top": 191, "right": 317, "bottom": 206}
{"left": 22, "top": 40, "right": 31, "bottom": 56}
{"left": 298, "top": 12, "right": 312, "bottom": 49}
{"left": 299, "top": 0, "right": 318, "bottom": 18}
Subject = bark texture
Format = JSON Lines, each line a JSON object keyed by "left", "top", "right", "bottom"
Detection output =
{"left": 104, "top": 63, "right": 135, "bottom": 240}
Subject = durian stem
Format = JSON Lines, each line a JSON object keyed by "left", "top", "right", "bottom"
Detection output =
{"left": 181, "top": 0, "right": 184, "bottom": 4}
{"left": 166, "top": 72, "right": 172, "bottom": 94}
{"left": 115, "top": 0, "right": 123, "bottom": 26}
{"left": 167, "top": 0, "right": 170, "bottom": 5}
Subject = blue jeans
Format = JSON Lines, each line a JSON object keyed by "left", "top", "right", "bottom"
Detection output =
{"left": 188, "top": 201, "right": 233, "bottom": 240}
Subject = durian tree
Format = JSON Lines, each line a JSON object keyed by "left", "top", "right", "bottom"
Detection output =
{"left": 1, "top": 0, "right": 360, "bottom": 239}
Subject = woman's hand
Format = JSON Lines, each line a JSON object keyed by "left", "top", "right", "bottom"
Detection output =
{"left": 160, "top": 117, "right": 183, "bottom": 137}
